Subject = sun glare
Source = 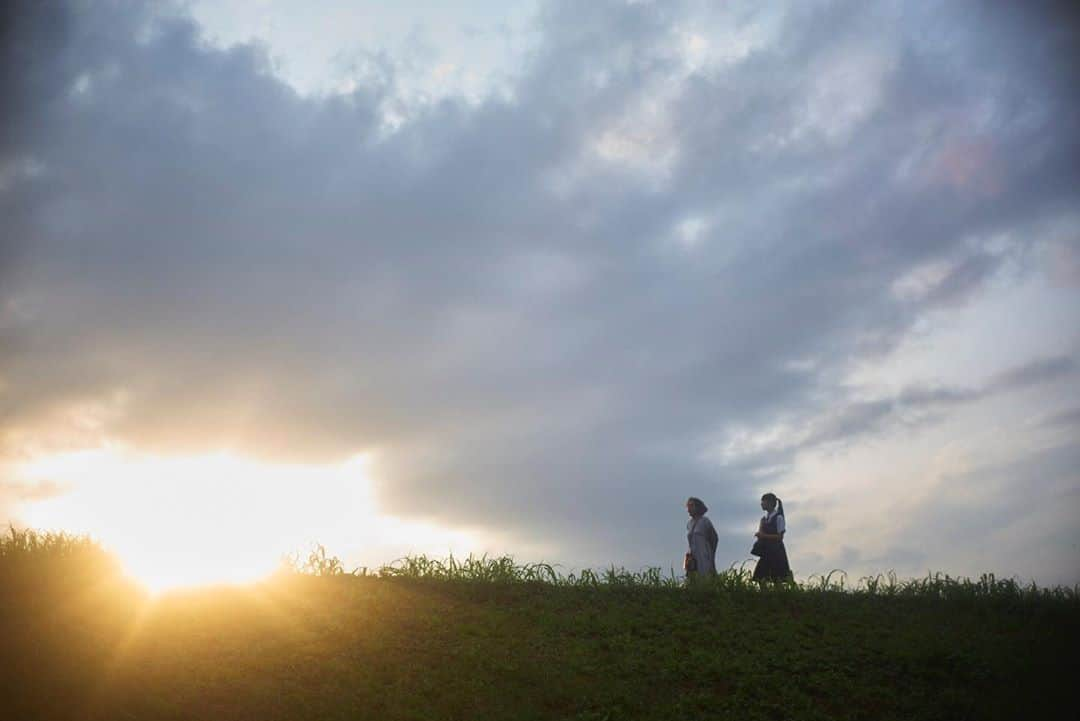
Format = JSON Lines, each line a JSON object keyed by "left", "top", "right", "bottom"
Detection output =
{"left": 15, "top": 447, "right": 481, "bottom": 592}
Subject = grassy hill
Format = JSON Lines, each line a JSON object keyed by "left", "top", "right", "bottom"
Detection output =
{"left": 2, "top": 529, "right": 1076, "bottom": 720}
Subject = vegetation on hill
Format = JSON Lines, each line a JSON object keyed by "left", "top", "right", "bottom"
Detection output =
{"left": 2, "top": 527, "right": 1076, "bottom": 720}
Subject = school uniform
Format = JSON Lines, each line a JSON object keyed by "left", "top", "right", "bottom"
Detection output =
{"left": 752, "top": 508, "right": 791, "bottom": 581}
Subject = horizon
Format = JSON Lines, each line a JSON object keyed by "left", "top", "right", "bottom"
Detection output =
{"left": 2, "top": 0, "right": 1079, "bottom": 591}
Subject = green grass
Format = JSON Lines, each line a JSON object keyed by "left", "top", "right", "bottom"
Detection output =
{"left": 2, "top": 528, "right": 1077, "bottom": 720}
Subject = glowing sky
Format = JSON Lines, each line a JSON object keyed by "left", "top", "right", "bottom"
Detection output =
{"left": 2, "top": 0, "right": 1078, "bottom": 588}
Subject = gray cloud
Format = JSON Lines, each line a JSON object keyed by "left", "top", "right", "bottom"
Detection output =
{"left": 1040, "top": 407, "right": 1080, "bottom": 429}
{"left": 712, "top": 355, "right": 1077, "bottom": 476}
{"left": 2, "top": 0, "right": 1079, "bottom": 574}
{"left": 990, "top": 356, "right": 1076, "bottom": 392}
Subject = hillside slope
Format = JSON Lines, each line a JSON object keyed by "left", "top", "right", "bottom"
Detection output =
{"left": 2, "top": 567, "right": 1076, "bottom": 721}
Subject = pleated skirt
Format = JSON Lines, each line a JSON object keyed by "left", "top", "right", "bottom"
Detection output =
{"left": 752, "top": 542, "right": 792, "bottom": 581}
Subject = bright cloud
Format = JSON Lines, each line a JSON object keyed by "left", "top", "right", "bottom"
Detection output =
{"left": 2, "top": 0, "right": 1078, "bottom": 585}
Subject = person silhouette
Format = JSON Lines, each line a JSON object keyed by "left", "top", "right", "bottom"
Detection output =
{"left": 752, "top": 492, "right": 792, "bottom": 582}
{"left": 684, "top": 497, "right": 718, "bottom": 578}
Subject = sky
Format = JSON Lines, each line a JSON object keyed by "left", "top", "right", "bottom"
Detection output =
{"left": 2, "top": 0, "right": 1079, "bottom": 589}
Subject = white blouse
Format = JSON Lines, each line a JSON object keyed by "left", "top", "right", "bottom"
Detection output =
{"left": 763, "top": 509, "right": 786, "bottom": 534}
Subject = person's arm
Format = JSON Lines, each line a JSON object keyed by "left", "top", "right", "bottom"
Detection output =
{"left": 706, "top": 519, "right": 718, "bottom": 554}
{"left": 754, "top": 515, "right": 785, "bottom": 541}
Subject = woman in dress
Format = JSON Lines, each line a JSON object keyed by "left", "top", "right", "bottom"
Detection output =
{"left": 752, "top": 492, "right": 792, "bottom": 583}
{"left": 684, "top": 497, "right": 718, "bottom": 578}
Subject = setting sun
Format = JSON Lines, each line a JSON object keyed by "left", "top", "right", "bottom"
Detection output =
{"left": 15, "top": 448, "right": 481, "bottom": 592}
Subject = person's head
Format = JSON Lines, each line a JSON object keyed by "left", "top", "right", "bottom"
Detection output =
{"left": 686, "top": 497, "right": 708, "bottom": 517}
{"left": 761, "top": 492, "right": 784, "bottom": 515}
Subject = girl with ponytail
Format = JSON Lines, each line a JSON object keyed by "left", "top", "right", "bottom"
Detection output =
{"left": 751, "top": 492, "right": 792, "bottom": 582}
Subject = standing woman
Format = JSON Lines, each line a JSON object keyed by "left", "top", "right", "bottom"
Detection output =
{"left": 685, "top": 497, "right": 719, "bottom": 577}
{"left": 752, "top": 493, "right": 792, "bottom": 582}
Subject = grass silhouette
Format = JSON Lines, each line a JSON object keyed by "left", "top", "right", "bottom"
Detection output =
{"left": 2, "top": 527, "right": 1075, "bottom": 720}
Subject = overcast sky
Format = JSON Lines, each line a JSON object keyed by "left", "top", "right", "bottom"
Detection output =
{"left": 2, "top": 0, "right": 1079, "bottom": 585}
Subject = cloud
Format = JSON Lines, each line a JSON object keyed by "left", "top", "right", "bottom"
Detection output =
{"left": 0, "top": 475, "right": 67, "bottom": 522}
{"left": 1039, "top": 407, "right": 1080, "bottom": 430}
{"left": 891, "top": 251, "right": 1003, "bottom": 309}
{"left": 711, "top": 355, "right": 1077, "bottom": 475}
{"left": 2, "top": 0, "right": 1079, "bottom": 575}
{"left": 989, "top": 356, "right": 1075, "bottom": 392}
{"left": 877, "top": 439, "right": 1080, "bottom": 585}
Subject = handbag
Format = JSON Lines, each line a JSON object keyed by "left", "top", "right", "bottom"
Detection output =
{"left": 751, "top": 516, "right": 769, "bottom": 556}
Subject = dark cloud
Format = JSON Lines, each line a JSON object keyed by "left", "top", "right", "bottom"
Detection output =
{"left": 989, "top": 356, "right": 1075, "bottom": 392}
{"left": 713, "top": 355, "right": 1077, "bottom": 474}
{"left": 1, "top": 0, "right": 1078, "bottom": 573}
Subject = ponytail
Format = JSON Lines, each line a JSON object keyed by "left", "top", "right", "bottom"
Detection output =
{"left": 761, "top": 492, "right": 783, "bottom": 516}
